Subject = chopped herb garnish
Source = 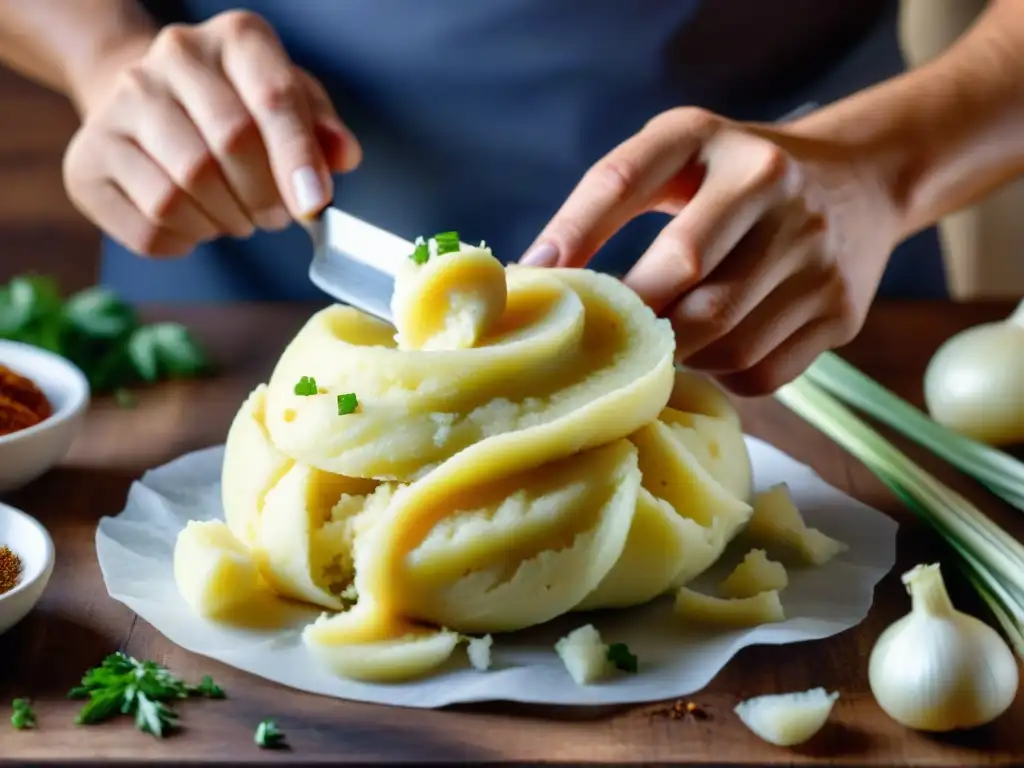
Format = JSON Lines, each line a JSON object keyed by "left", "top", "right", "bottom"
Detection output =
{"left": 606, "top": 642, "right": 638, "bottom": 673}
{"left": 294, "top": 376, "right": 318, "bottom": 396}
{"left": 10, "top": 698, "right": 35, "bottom": 730}
{"left": 190, "top": 675, "right": 226, "bottom": 699}
{"left": 433, "top": 231, "right": 460, "bottom": 255}
{"left": 67, "top": 652, "right": 225, "bottom": 738}
{"left": 255, "top": 719, "right": 287, "bottom": 749}
{"left": 337, "top": 392, "right": 358, "bottom": 415}
{"left": 409, "top": 236, "right": 430, "bottom": 265}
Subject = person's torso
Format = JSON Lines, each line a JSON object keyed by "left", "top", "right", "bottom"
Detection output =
{"left": 103, "top": 0, "right": 943, "bottom": 302}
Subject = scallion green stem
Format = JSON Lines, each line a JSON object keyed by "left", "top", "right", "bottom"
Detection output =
{"left": 776, "top": 376, "right": 1024, "bottom": 653}
{"left": 803, "top": 353, "right": 1024, "bottom": 511}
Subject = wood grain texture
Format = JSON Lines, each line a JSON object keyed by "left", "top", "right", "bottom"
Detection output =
{"left": 0, "top": 301, "right": 1022, "bottom": 765}
{"left": 0, "top": 68, "right": 99, "bottom": 291}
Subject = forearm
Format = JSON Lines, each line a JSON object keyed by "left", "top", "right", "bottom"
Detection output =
{"left": 791, "top": 0, "right": 1024, "bottom": 240}
{"left": 0, "top": 0, "right": 156, "bottom": 112}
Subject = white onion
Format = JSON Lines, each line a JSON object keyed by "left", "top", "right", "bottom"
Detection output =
{"left": 924, "top": 299, "right": 1024, "bottom": 446}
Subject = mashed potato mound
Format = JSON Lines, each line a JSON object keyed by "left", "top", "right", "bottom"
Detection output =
{"left": 174, "top": 242, "right": 757, "bottom": 681}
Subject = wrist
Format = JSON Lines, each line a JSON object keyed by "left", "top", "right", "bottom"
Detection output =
{"left": 781, "top": 104, "right": 909, "bottom": 240}
{"left": 67, "top": 27, "right": 155, "bottom": 117}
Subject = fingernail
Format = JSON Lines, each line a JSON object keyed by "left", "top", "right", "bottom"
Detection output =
{"left": 291, "top": 166, "right": 327, "bottom": 216}
{"left": 519, "top": 243, "right": 559, "bottom": 267}
{"left": 254, "top": 206, "right": 291, "bottom": 232}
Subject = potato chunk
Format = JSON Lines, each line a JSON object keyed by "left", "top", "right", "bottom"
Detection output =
{"left": 674, "top": 587, "right": 785, "bottom": 627}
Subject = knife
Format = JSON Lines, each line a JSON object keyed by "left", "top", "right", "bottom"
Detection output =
{"left": 306, "top": 209, "right": 477, "bottom": 324}
{"left": 306, "top": 102, "right": 818, "bottom": 324}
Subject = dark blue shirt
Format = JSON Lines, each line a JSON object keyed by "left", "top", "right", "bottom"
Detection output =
{"left": 103, "top": 0, "right": 945, "bottom": 301}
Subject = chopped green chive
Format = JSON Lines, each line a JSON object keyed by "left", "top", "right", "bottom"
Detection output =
{"left": 337, "top": 392, "right": 358, "bottom": 416}
{"left": 10, "top": 698, "right": 35, "bottom": 730}
{"left": 255, "top": 719, "right": 287, "bottom": 749}
{"left": 433, "top": 231, "right": 461, "bottom": 255}
{"left": 409, "top": 237, "right": 430, "bottom": 265}
{"left": 294, "top": 376, "right": 318, "bottom": 396}
{"left": 606, "top": 642, "right": 638, "bottom": 673}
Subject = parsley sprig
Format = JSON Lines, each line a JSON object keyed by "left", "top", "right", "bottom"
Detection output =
{"left": 10, "top": 698, "right": 35, "bottom": 730}
{"left": 0, "top": 275, "right": 208, "bottom": 396}
{"left": 67, "top": 652, "right": 225, "bottom": 738}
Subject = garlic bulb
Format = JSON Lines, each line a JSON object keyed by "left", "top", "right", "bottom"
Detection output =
{"left": 924, "top": 298, "right": 1024, "bottom": 446}
{"left": 868, "top": 563, "right": 1019, "bottom": 731}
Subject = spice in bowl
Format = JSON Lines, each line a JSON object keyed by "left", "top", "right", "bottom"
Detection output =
{"left": 0, "top": 545, "right": 23, "bottom": 595}
{"left": 0, "top": 364, "right": 53, "bottom": 437}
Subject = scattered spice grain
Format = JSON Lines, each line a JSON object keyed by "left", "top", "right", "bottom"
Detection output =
{"left": 0, "top": 546, "right": 23, "bottom": 595}
{"left": 653, "top": 699, "right": 711, "bottom": 722}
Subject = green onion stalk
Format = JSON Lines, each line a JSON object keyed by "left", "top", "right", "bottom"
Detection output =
{"left": 775, "top": 375, "right": 1024, "bottom": 657}
{"left": 803, "top": 352, "right": 1024, "bottom": 510}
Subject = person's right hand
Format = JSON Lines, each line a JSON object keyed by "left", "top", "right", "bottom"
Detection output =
{"left": 62, "top": 10, "right": 362, "bottom": 257}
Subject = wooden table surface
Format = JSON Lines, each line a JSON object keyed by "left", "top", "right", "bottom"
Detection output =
{"left": 1, "top": 300, "right": 1022, "bottom": 766}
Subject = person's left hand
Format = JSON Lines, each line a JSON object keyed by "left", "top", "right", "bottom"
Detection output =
{"left": 520, "top": 107, "right": 903, "bottom": 396}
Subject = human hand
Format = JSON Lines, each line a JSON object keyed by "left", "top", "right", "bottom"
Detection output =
{"left": 521, "top": 108, "right": 902, "bottom": 396}
{"left": 62, "top": 10, "right": 361, "bottom": 257}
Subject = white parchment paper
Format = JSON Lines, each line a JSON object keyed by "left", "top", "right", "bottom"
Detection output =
{"left": 96, "top": 436, "right": 897, "bottom": 708}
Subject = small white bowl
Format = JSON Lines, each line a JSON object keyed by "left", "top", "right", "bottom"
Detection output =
{"left": 0, "top": 340, "right": 90, "bottom": 493}
{"left": 0, "top": 501, "right": 55, "bottom": 635}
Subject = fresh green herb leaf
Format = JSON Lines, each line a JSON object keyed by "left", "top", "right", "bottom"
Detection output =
{"left": 0, "top": 275, "right": 62, "bottom": 338}
{"left": 433, "top": 231, "right": 460, "bottom": 255}
{"left": 133, "top": 695, "right": 179, "bottom": 738}
{"left": 69, "top": 652, "right": 222, "bottom": 738}
{"left": 10, "top": 698, "right": 35, "bottom": 730}
{"left": 606, "top": 642, "right": 638, "bottom": 673}
{"left": 294, "top": 376, "right": 318, "bottom": 396}
{"left": 0, "top": 274, "right": 209, "bottom": 393}
{"left": 190, "top": 675, "right": 225, "bottom": 699}
{"left": 63, "top": 286, "right": 137, "bottom": 340}
{"left": 409, "top": 237, "right": 430, "bottom": 265}
{"left": 337, "top": 392, "right": 358, "bottom": 415}
{"left": 73, "top": 685, "right": 126, "bottom": 725}
{"left": 254, "top": 719, "right": 287, "bottom": 749}
{"left": 127, "top": 322, "right": 207, "bottom": 383}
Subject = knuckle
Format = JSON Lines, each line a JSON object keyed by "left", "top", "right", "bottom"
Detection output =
{"left": 153, "top": 24, "right": 197, "bottom": 58}
{"left": 253, "top": 76, "right": 303, "bottom": 114}
{"left": 214, "top": 9, "right": 270, "bottom": 38}
{"left": 746, "top": 143, "right": 789, "bottom": 191}
{"left": 142, "top": 183, "right": 183, "bottom": 224}
{"left": 676, "top": 285, "right": 735, "bottom": 336}
{"left": 653, "top": 106, "right": 719, "bottom": 137}
{"left": 588, "top": 156, "right": 641, "bottom": 205}
{"left": 207, "top": 114, "right": 257, "bottom": 156}
{"left": 172, "top": 150, "right": 216, "bottom": 191}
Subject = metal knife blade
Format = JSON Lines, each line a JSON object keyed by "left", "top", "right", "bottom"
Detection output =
{"left": 307, "top": 207, "right": 413, "bottom": 323}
